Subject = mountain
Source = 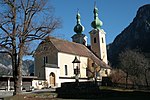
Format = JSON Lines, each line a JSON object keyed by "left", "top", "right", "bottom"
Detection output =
{"left": 0, "top": 63, "right": 12, "bottom": 76}
{"left": 23, "top": 60, "right": 34, "bottom": 75}
{"left": 0, "top": 53, "right": 34, "bottom": 76}
{"left": 107, "top": 4, "right": 150, "bottom": 67}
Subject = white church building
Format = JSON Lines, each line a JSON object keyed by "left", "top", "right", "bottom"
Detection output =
{"left": 33, "top": 6, "right": 111, "bottom": 89}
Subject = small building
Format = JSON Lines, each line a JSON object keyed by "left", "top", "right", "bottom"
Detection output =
{"left": 34, "top": 6, "right": 111, "bottom": 89}
{"left": 0, "top": 75, "right": 37, "bottom": 91}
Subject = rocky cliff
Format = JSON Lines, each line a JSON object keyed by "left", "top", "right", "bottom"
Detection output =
{"left": 0, "top": 53, "right": 34, "bottom": 76}
{"left": 108, "top": 4, "right": 150, "bottom": 67}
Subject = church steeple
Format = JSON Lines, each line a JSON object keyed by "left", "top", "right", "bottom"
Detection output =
{"left": 72, "top": 11, "right": 87, "bottom": 46}
{"left": 74, "top": 11, "right": 84, "bottom": 34}
{"left": 89, "top": 4, "right": 108, "bottom": 64}
{"left": 91, "top": 5, "right": 103, "bottom": 29}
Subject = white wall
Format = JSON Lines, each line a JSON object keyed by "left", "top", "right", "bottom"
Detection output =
{"left": 59, "top": 78, "right": 88, "bottom": 84}
{"left": 45, "top": 67, "right": 60, "bottom": 87}
{"left": 58, "top": 52, "right": 88, "bottom": 78}
{"left": 100, "top": 68, "right": 111, "bottom": 77}
{"left": 99, "top": 29, "right": 108, "bottom": 64}
{"left": 90, "top": 29, "right": 108, "bottom": 64}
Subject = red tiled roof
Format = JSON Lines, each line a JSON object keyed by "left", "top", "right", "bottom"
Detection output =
{"left": 42, "top": 36, "right": 111, "bottom": 69}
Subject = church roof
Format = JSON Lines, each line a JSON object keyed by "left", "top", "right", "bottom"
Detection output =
{"left": 41, "top": 36, "right": 111, "bottom": 69}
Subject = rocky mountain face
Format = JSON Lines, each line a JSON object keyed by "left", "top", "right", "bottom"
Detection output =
{"left": 0, "top": 53, "right": 34, "bottom": 76}
{"left": 108, "top": 4, "right": 150, "bottom": 67}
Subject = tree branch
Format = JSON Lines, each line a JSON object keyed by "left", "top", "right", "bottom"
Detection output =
{"left": 0, "top": 50, "right": 12, "bottom": 58}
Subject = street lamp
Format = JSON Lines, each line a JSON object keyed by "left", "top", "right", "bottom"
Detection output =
{"left": 72, "top": 56, "right": 80, "bottom": 83}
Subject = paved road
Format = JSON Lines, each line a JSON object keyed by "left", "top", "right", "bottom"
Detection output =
{"left": 0, "top": 91, "right": 13, "bottom": 99}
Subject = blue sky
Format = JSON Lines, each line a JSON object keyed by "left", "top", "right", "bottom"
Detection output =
{"left": 24, "top": 0, "right": 150, "bottom": 60}
{"left": 49, "top": 0, "right": 150, "bottom": 44}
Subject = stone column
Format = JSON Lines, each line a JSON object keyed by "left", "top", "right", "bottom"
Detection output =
{"left": 7, "top": 78, "right": 10, "bottom": 91}
{"left": 21, "top": 80, "right": 23, "bottom": 91}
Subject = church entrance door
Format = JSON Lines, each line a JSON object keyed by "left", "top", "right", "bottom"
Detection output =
{"left": 49, "top": 72, "right": 55, "bottom": 87}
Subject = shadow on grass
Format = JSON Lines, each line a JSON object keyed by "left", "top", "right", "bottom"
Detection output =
{"left": 98, "top": 89, "right": 150, "bottom": 100}
{"left": 57, "top": 86, "right": 150, "bottom": 100}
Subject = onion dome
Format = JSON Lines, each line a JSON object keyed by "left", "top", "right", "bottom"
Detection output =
{"left": 74, "top": 11, "right": 84, "bottom": 34}
{"left": 91, "top": 6, "right": 103, "bottom": 29}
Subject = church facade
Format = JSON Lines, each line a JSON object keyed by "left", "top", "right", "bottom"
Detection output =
{"left": 34, "top": 6, "right": 111, "bottom": 88}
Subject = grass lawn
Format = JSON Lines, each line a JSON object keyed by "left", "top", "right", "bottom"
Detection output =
{"left": 98, "top": 86, "right": 150, "bottom": 100}
{"left": 4, "top": 87, "right": 150, "bottom": 100}
{"left": 4, "top": 92, "right": 57, "bottom": 100}
{"left": 57, "top": 86, "right": 150, "bottom": 99}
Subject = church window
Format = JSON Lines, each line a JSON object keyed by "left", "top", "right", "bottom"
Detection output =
{"left": 105, "top": 69, "right": 108, "bottom": 75}
{"left": 86, "top": 68, "right": 88, "bottom": 76}
{"left": 44, "top": 56, "right": 48, "bottom": 64}
{"left": 92, "top": 63, "right": 95, "bottom": 67}
{"left": 94, "top": 37, "right": 96, "bottom": 43}
{"left": 102, "top": 38, "right": 104, "bottom": 43}
{"left": 65, "top": 65, "right": 68, "bottom": 75}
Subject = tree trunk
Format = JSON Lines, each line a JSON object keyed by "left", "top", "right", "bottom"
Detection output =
{"left": 12, "top": 40, "right": 18, "bottom": 95}
{"left": 94, "top": 69, "right": 97, "bottom": 85}
{"left": 13, "top": 50, "right": 22, "bottom": 95}
{"left": 125, "top": 73, "right": 128, "bottom": 89}
{"left": 145, "top": 69, "right": 149, "bottom": 87}
{"left": 12, "top": 52, "right": 17, "bottom": 95}
{"left": 11, "top": 0, "right": 19, "bottom": 95}
{"left": 15, "top": 44, "right": 23, "bottom": 95}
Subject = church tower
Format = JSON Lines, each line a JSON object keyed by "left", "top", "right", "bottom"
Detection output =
{"left": 89, "top": 5, "right": 108, "bottom": 64}
{"left": 72, "top": 11, "right": 87, "bottom": 46}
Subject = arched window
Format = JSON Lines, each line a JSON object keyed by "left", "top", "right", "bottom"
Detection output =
{"left": 94, "top": 37, "right": 96, "bottom": 43}
{"left": 65, "top": 65, "right": 68, "bottom": 75}
{"left": 102, "top": 37, "right": 104, "bottom": 43}
{"left": 44, "top": 56, "right": 48, "bottom": 64}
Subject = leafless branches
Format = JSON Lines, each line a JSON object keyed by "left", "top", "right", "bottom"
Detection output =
{"left": 118, "top": 49, "right": 150, "bottom": 88}
{"left": 0, "top": 0, "right": 61, "bottom": 95}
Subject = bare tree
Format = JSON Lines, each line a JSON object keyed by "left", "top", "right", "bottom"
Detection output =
{"left": 118, "top": 50, "right": 132, "bottom": 88}
{"left": 119, "top": 49, "right": 150, "bottom": 88}
{"left": 0, "top": 0, "right": 61, "bottom": 95}
{"left": 141, "top": 57, "right": 150, "bottom": 87}
{"left": 87, "top": 62, "right": 101, "bottom": 84}
{"left": 109, "top": 69, "right": 126, "bottom": 84}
